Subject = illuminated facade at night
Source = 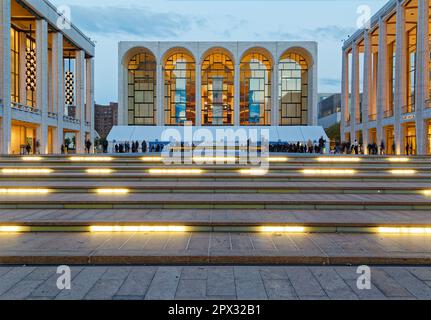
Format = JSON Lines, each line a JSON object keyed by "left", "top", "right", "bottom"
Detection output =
{"left": 0, "top": 0, "right": 95, "bottom": 154}
{"left": 118, "top": 42, "right": 318, "bottom": 129}
{"left": 341, "top": 0, "right": 430, "bottom": 155}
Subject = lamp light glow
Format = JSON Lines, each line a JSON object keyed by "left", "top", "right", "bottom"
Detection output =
{"left": 86, "top": 169, "right": 114, "bottom": 174}
{"left": 390, "top": 169, "right": 416, "bottom": 175}
{"left": 0, "top": 188, "right": 50, "bottom": 194}
{"left": 1, "top": 168, "right": 53, "bottom": 174}
{"left": 378, "top": 227, "right": 431, "bottom": 234}
{"left": 388, "top": 158, "right": 410, "bottom": 163}
{"left": 261, "top": 226, "right": 306, "bottom": 233}
{"left": 268, "top": 157, "right": 289, "bottom": 162}
{"left": 239, "top": 169, "right": 269, "bottom": 176}
{"left": 22, "top": 156, "right": 43, "bottom": 161}
{"left": 0, "top": 226, "right": 27, "bottom": 232}
{"left": 89, "top": 225, "right": 187, "bottom": 232}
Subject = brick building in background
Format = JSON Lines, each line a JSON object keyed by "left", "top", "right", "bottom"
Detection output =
{"left": 95, "top": 102, "right": 118, "bottom": 139}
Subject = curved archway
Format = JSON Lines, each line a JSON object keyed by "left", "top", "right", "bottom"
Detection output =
{"left": 163, "top": 49, "right": 196, "bottom": 125}
{"left": 127, "top": 49, "right": 157, "bottom": 125}
{"left": 201, "top": 48, "right": 235, "bottom": 126}
{"left": 240, "top": 50, "right": 273, "bottom": 126}
{"left": 278, "top": 50, "right": 310, "bottom": 126}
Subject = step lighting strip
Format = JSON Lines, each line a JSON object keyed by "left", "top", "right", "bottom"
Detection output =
{"left": 1, "top": 168, "right": 53, "bottom": 174}
{"left": 1, "top": 225, "right": 431, "bottom": 235}
{"left": 390, "top": 170, "right": 417, "bottom": 175}
{"left": 86, "top": 169, "right": 114, "bottom": 174}
{"left": 239, "top": 169, "right": 269, "bottom": 176}
{"left": 89, "top": 226, "right": 187, "bottom": 232}
{"left": 22, "top": 157, "right": 43, "bottom": 161}
{"left": 0, "top": 188, "right": 51, "bottom": 194}
{"left": 388, "top": 158, "right": 410, "bottom": 162}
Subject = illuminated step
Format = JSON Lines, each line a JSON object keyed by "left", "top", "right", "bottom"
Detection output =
{"left": 0, "top": 188, "right": 51, "bottom": 194}
{"left": 1, "top": 168, "right": 53, "bottom": 174}
{"left": 1, "top": 224, "right": 431, "bottom": 235}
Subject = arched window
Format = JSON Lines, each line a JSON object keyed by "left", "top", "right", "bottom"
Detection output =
{"left": 201, "top": 51, "right": 234, "bottom": 126}
{"left": 279, "top": 52, "right": 309, "bottom": 125}
{"left": 164, "top": 51, "right": 196, "bottom": 125}
{"left": 240, "top": 52, "right": 272, "bottom": 126}
{"left": 127, "top": 51, "right": 157, "bottom": 125}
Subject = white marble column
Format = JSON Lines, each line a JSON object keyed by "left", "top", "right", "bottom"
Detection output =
{"left": 362, "top": 32, "right": 372, "bottom": 153}
{"left": 86, "top": 57, "right": 95, "bottom": 152}
{"left": 36, "top": 19, "right": 49, "bottom": 154}
{"left": 156, "top": 62, "right": 163, "bottom": 126}
{"left": 0, "top": 0, "right": 11, "bottom": 154}
{"left": 52, "top": 32, "right": 64, "bottom": 154}
{"left": 351, "top": 44, "right": 360, "bottom": 141}
{"left": 118, "top": 60, "right": 126, "bottom": 125}
{"left": 394, "top": 1, "right": 407, "bottom": 155}
{"left": 75, "top": 50, "right": 86, "bottom": 153}
{"left": 234, "top": 63, "right": 240, "bottom": 126}
{"left": 310, "top": 61, "right": 318, "bottom": 126}
{"left": 271, "top": 62, "right": 279, "bottom": 126}
{"left": 376, "top": 18, "right": 388, "bottom": 146}
{"left": 415, "top": 0, "right": 429, "bottom": 155}
{"left": 340, "top": 49, "right": 349, "bottom": 141}
{"left": 195, "top": 64, "right": 202, "bottom": 126}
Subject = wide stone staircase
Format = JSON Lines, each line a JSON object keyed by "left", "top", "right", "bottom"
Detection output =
{"left": 0, "top": 154, "right": 431, "bottom": 265}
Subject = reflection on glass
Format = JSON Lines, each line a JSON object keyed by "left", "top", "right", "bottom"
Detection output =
{"left": 164, "top": 52, "right": 196, "bottom": 125}
{"left": 128, "top": 51, "right": 157, "bottom": 125}
{"left": 240, "top": 52, "right": 272, "bottom": 126}
{"left": 279, "top": 52, "right": 309, "bottom": 125}
{"left": 201, "top": 51, "right": 234, "bottom": 126}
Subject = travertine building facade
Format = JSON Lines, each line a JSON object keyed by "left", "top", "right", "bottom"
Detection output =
{"left": 341, "top": 0, "right": 430, "bottom": 155}
{"left": 0, "top": 0, "right": 95, "bottom": 154}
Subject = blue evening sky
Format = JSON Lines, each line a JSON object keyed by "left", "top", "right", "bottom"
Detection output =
{"left": 50, "top": 0, "right": 387, "bottom": 104}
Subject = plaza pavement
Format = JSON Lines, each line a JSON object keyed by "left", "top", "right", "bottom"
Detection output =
{"left": 1, "top": 265, "right": 431, "bottom": 300}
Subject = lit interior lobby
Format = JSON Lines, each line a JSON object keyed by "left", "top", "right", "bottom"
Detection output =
{"left": 341, "top": 0, "right": 431, "bottom": 155}
{"left": 118, "top": 42, "right": 318, "bottom": 129}
{"left": 0, "top": 0, "right": 95, "bottom": 155}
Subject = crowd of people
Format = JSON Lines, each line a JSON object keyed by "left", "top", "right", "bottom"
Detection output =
{"left": 334, "top": 140, "right": 416, "bottom": 155}
{"left": 112, "top": 141, "right": 167, "bottom": 154}
{"left": 269, "top": 137, "right": 327, "bottom": 154}
{"left": 109, "top": 137, "right": 328, "bottom": 154}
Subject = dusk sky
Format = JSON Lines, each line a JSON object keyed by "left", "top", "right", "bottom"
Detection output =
{"left": 50, "top": 0, "right": 388, "bottom": 104}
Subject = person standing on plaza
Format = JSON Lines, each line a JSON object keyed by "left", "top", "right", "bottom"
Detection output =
{"left": 35, "top": 140, "right": 40, "bottom": 154}
{"left": 85, "top": 139, "right": 92, "bottom": 154}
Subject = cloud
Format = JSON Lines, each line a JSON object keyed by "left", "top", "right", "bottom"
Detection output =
{"left": 269, "top": 25, "right": 356, "bottom": 42}
{"left": 69, "top": 5, "right": 207, "bottom": 38}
